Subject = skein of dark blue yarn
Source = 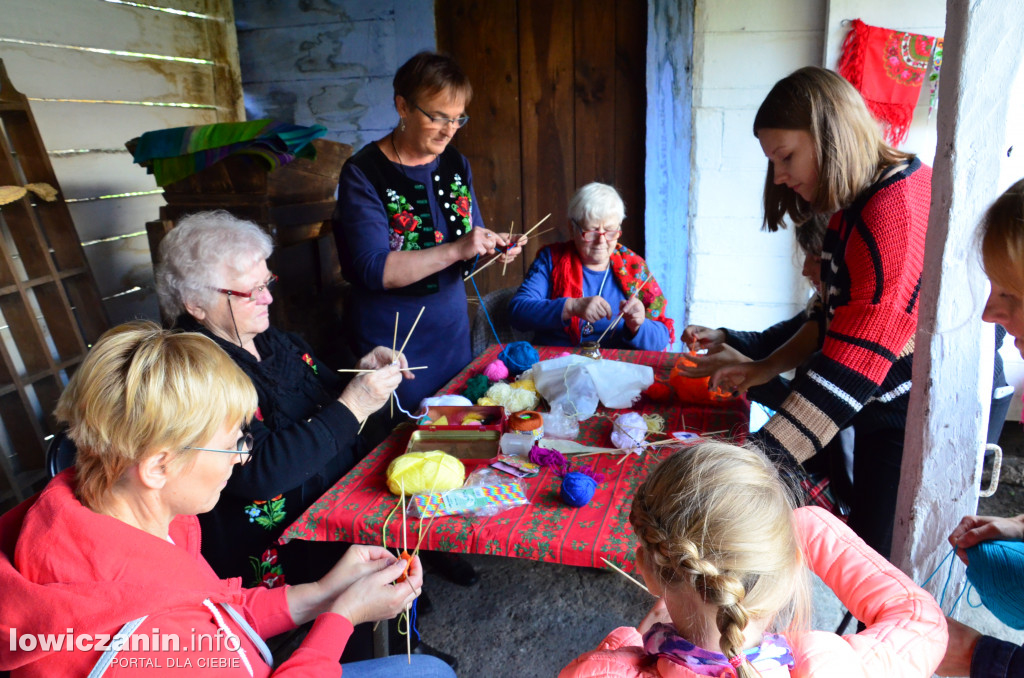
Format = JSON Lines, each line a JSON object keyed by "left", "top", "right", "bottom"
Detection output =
{"left": 560, "top": 471, "right": 597, "bottom": 507}
{"left": 499, "top": 341, "right": 540, "bottom": 377}
{"left": 966, "top": 540, "right": 1024, "bottom": 629}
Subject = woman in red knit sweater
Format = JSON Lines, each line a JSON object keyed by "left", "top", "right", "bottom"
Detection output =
{"left": 741, "top": 66, "right": 931, "bottom": 561}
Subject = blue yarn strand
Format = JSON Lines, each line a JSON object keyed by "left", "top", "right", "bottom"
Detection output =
{"left": 410, "top": 597, "right": 421, "bottom": 642}
{"left": 468, "top": 254, "right": 505, "bottom": 351}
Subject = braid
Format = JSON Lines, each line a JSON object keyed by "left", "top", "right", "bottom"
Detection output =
{"left": 630, "top": 442, "right": 807, "bottom": 675}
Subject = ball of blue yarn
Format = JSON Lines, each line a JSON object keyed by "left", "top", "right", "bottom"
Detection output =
{"left": 560, "top": 471, "right": 597, "bottom": 508}
{"left": 966, "top": 540, "right": 1024, "bottom": 629}
{"left": 499, "top": 341, "right": 540, "bottom": 377}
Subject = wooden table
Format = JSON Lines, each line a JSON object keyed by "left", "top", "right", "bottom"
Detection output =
{"left": 280, "top": 346, "right": 749, "bottom": 573}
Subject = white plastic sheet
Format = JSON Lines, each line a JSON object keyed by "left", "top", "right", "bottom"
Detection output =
{"left": 530, "top": 355, "right": 654, "bottom": 418}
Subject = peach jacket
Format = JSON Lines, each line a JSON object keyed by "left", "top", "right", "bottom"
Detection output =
{"left": 559, "top": 506, "right": 947, "bottom": 678}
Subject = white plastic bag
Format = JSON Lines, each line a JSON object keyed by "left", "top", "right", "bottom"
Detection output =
{"left": 582, "top": 359, "right": 654, "bottom": 409}
{"left": 531, "top": 355, "right": 600, "bottom": 420}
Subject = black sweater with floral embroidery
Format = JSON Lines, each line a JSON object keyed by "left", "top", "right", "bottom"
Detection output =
{"left": 180, "top": 316, "right": 363, "bottom": 587}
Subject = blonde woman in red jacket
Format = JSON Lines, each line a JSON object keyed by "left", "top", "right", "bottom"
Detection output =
{"left": 560, "top": 442, "right": 946, "bottom": 678}
{"left": 0, "top": 322, "right": 454, "bottom": 678}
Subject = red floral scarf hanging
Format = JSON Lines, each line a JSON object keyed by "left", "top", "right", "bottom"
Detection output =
{"left": 838, "top": 18, "right": 940, "bottom": 146}
{"left": 547, "top": 241, "right": 675, "bottom": 346}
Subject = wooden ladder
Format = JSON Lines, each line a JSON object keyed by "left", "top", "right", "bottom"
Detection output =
{"left": 0, "top": 59, "right": 110, "bottom": 508}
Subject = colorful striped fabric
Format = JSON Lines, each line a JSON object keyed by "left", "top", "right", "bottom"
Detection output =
{"left": 129, "top": 120, "right": 328, "bottom": 186}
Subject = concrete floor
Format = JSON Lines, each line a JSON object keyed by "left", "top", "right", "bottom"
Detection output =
{"left": 409, "top": 425, "right": 1024, "bottom": 677}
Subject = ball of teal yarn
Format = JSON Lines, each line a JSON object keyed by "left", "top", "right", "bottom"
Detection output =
{"left": 462, "top": 373, "right": 490, "bottom": 403}
{"left": 560, "top": 471, "right": 597, "bottom": 508}
{"left": 966, "top": 540, "right": 1024, "bottom": 629}
{"left": 499, "top": 341, "right": 540, "bottom": 377}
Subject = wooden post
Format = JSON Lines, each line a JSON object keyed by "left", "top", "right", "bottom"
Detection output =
{"left": 893, "top": 0, "right": 1024, "bottom": 586}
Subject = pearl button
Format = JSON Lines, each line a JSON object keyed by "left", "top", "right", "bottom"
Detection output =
{"left": 434, "top": 175, "right": 440, "bottom": 181}
{"left": 438, "top": 189, "right": 444, "bottom": 195}
{"left": 444, "top": 202, "right": 450, "bottom": 208}
{"left": 456, "top": 229, "right": 462, "bottom": 235}
{"left": 450, "top": 215, "right": 456, "bottom": 221}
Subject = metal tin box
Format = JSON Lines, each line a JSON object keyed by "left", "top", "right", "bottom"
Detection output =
{"left": 420, "top": 405, "right": 507, "bottom": 432}
{"left": 405, "top": 428, "right": 501, "bottom": 460}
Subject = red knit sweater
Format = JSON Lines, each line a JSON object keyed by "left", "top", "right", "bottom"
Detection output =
{"left": 759, "top": 158, "right": 931, "bottom": 463}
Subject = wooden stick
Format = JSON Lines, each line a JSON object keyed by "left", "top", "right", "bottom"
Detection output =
{"left": 464, "top": 216, "right": 555, "bottom": 282}
{"left": 391, "top": 312, "right": 398, "bottom": 418}
{"left": 336, "top": 366, "right": 429, "bottom": 373}
{"left": 595, "top": 276, "right": 652, "bottom": 345}
{"left": 396, "top": 306, "right": 425, "bottom": 357}
{"left": 600, "top": 557, "right": 650, "bottom": 594}
{"left": 524, "top": 226, "right": 556, "bottom": 242}
{"left": 502, "top": 220, "right": 514, "bottom": 277}
{"left": 463, "top": 251, "right": 503, "bottom": 281}
{"left": 571, "top": 449, "right": 628, "bottom": 458}
{"left": 520, "top": 213, "right": 552, "bottom": 239}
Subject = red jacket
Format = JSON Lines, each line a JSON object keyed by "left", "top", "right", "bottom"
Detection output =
{"left": 559, "top": 507, "right": 947, "bottom": 678}
{"left": 0, "top": 470, "right": 352, "bottom": 676}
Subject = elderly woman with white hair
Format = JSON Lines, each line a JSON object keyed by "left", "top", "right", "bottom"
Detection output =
{"left": 0, "top": 322, "right": 453, "bottom": 677}
{"left": 155, "top": 210, "right": 409, "bottom": 588}
{"left": 508, "top": 182, "right": 674, "bottom": 350}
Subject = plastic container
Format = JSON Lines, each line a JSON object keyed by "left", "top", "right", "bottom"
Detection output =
{"left": 500, "top": 432, "right": 535, "bottom": 456}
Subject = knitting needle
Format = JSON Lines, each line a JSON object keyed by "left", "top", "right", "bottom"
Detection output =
{"left": 336, "top": 366, "right": 429, "bottom": 373}
{"left": 595, "top": 277, "right": 652, "bottom": 346}
{"left": 462, "top": 251, "right": 501, "bottom": 280}
{"left": 502, "top": 221, "right": 514, "bottom": 277}
{"left": 396, "top": 306, "right": 425, "bottom": 358}
{"left": 521, "top": 213, "right": 552, "bottom": 239}
{"left": 464, "top": 219, "right": 555, "bottom": 282}
{"left": 391, "top": 312, "right": 399, "bottom": 418}
{"left": 600, "top": 557, "right": 650, "bottom": 594}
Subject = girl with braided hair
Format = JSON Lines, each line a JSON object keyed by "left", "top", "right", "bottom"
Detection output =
{"left": 560, "top": 442, "right": 946, "bottom": 678}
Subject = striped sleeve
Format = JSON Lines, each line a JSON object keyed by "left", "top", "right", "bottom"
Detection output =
{"left": 758, "top": 166, "right": 929, "bottom": 463}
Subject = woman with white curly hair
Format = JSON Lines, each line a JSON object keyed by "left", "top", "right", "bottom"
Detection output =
{"left": 508, "top": 182, "right": 674, "bottom": 350}
{"left": 155, "top": 210, "right": 411, "bottom": 588}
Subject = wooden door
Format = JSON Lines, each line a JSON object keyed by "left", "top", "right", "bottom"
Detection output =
{"left": 437, "top": 0, "right": 647, "bottom": 303}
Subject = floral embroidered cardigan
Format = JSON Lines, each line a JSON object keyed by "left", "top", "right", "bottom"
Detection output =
{"left": 179, "top": 315, "right": 363, "bottom": 589}
{"left": 332, "top": 142, "right": 483, "bottom": 407}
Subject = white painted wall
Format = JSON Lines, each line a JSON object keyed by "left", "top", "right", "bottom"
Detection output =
{"left": 688, "top": 0, "right": 827, "bottom": 334}
{"left": 688, "top": 1, "right": 949, "bottom": 335}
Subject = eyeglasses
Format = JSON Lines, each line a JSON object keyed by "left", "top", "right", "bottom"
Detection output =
{"left": 572, "top": 220, "right": 622, "bottom": 242}
{"left": 215, "top": 274, "right": 278, "bottom": 302}
{"left": 414, "top": 104, "right": 470, "bottom": 129}
{"left": 186, "top": 428, "right": 254, "bottom": 465}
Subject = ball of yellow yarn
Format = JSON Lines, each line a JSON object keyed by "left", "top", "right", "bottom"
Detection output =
{"left": 386, "top": 450, "right": 465, "bottom": 496}
{"left": 477, "top": 396, "right": 499, "bottom": 406}
{"left": 511, "top": 379, "right": 537, "bottom": 393}
{"left": 486, "top": 381, "right": 539, "bottom": 413}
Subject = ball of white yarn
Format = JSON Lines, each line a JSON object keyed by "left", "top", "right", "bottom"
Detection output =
{"left": 610, "top": 411, "right": 647, "bottom": 454}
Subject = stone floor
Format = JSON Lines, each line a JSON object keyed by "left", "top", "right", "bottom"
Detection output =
{"left": 276, "top": 424, "right": 1024, "bottom": 677}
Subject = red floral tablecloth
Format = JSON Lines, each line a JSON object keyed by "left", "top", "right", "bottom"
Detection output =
{"left": 279, "top": 346, "right": 749, "bottom": 571}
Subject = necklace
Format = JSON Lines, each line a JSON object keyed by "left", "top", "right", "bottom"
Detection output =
{"left": 581, "top": 266, "right": 612, "bottom": 339}
{"left": 390, "top": 132, "right": 409, "bottom": 178}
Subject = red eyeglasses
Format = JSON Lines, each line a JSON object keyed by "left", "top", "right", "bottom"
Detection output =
{"left": 214, "top": 274, "right": 278, "bottom": 301}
